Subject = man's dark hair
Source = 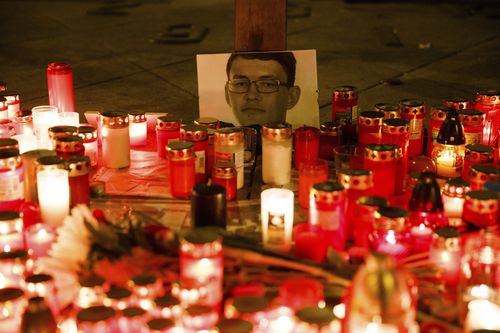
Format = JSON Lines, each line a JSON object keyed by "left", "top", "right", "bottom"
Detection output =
{"left": 226, "top": 51, "right": 297, "bottom": 87}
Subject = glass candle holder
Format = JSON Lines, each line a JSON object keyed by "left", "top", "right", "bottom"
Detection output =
{"left": 181, "top": 305, "right": 219, "bottom": 331}
{"left": 427, "top": 105, "right": 451, "bottom": 156}
{"left": 294, "top": 125, "right": 320, "bottom": 170}
{"left": 382, "top": 118, "right": 410, "bottom": 195}
{"left": 0, "top": 97, "right": 6, "bottom": 120}
{"left": 48, "top": 125, "right": 78, "bottom": 147}
{"left": 462, "top": 190, "right": 498, "bottom": 228}
{"left": 129, "top": 274, "right": 162, "bottom": 311}
{"left": 432, "top": 142, "right": 465, "bottom": 179}
{"left": 363, "top": 144, "right": 398, "bottom": 200}
{"left": 369, "top": 206, "right": 412, "bottom": 260}
{"left": 77, "top": 305, "right": 117, "bottom": 333}
{"left": 212, "top": 161, "right": 237, "bottom": 201}
{"left": 0, "top": 91, "right": 20, "bottom": 119}
{"left": 67, "top": 156, "right": 91, "bottom": 207}
{"left": 25, "top": 223, "right": 56, "bottom": 259}
{"left": 293, "top": 223, "right": 327, "bottom": 262}
{"left": 54, "top": 135, "right": 85, "bottom": 159}
{"left": 224, "top": 295, "right": 270, "bottom": 327}
{"left": 309, "top": 181, "right": 346, "bottom": 252}
{"left": 117, "top": 307, "right": 149, "bottom": 333}
{"left": 11, "top": 134, "right": 36, "bottom": 154}
{"left": 214, "top": 127, "right": 245, "bottom": 189}
{"left": 217, "top": 318, "right": 253, "bottom": 333}
{"left": 76, "top": 276, "right": 107, "bottom": 310}
{"left": 294, "top": 306, "right": 337, "bottom": 333}
{"left": 153, "top": 295, "right": 182, "bottom": 320}
{"left": 103, "top": 287, "right": 132, "bottom": 311}
{"left": 357, "top": 111, "right": 384, "bottom": 149}
{"left": 459, "top": 109, "right": 486, "bottom": 146}
{"left": 442, "top": 179, "right": 470, "bottom": 226}
{"left": 262, "top": 123, "right": 292, "bottom": 186}
{"left": 23, "top": 273, "right": 59, "bottom": 316}
{"left": 475, "top": 89, "right": 500, "bottom": 146}
{"left": 463, "top": 143, "right": 494, "bottom": 181}
{"left": 337, "top": 169, "right": 373, "bottom": 241}
{"left": 156, "top": 116, "right": 182, "bottom": 159}
{"left": 191, "top": 184, "right": 226, "bottom": 229}
{"left": 180, "top": 124, "right": 208, "bottom": 184}
{"left": 408, "top": 171, "right": 445, "bottom": 230}
{"left": 0, "top": 149, "right": 24, "bottom": 212}
{"left": 261, "top": 188, "right": 294, "bottom": 253}
{"left": 318, "top": 121, "right": 341, "bottom": 161}
{"left": 56, "top": 111, "right": 80, "bottom": 127}
{"left": 353, "top": 196, "right": 388, "bottom": 249}
{"left": 298, "top": 159, "right": 329, "bottom": 209}
{"left": 36, "top": 155, "right": 65, "bottom": 175}
{"left": 37, "top": 168, "right": 70, "bottom": 227}
{"left": 0, "top": 250, "right": 28, "bottom": 288}
{"left": 0, "top": 139, "right": 18, "bottom": 152}
{"left": 171, "top": 281, "right": 209, "bottom": 307}
{"left": 167, "top": 141, "right": 195, "bottom": 199}
{"left": 331, "top": 86, "right": 358, "bottom": 140}
{"left": 0, "top": 212, "right": 24, "bottom": 252}
{"left": 77, "top": 125, "right": 98, "bottom": 167}
{"left": 100, "top": 111, "right": 130, "bottom": 169}
{"left": 399, "top": 98, "right": 426, "bottom": 159}
{"left": 0, "top": 119, "right": 15, "bottom": 138}
{"left": 279, "top": 277, "right": 324, "bottom": 311}
{"left": 194, "top": 117, "right": 219, "bottom": 129}
{"left": 20, "top": 149, "right": 56, "bottom": 203}
{"left": 12, "top": 110, "right": 33, "bottom": 136}
{"left": 443, "top": 96, "right": 471, "bottom": 111}
{"left": 47, "top": 62, "right": 75, "bottom": 114}
{"left": 128, "top": 111, "right": 147, "bottom": 147}
{"left": 374, "top": 102, "right": 400, "bottom": 119}
{"left": 0, "top": 287, "right": 27, "bottom": 332}
{"left": 31, "top": 105, "right": 58, "bottom": 149}
{"left": 429, "top": 227, "right": 461, "bottom": 287}
{"left": 468, "top": 164, "right": 499, "bottom": 191}
{"left": 179, "top": 228, "right": 223, "bottom": 309}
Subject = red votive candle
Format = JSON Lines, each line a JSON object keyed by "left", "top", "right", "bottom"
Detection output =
{"left": 332, "top": 86, "right": 357, "bottom": 143}
{"left": 180, "top": 124, "right": 208, "bottom": 184}
{"left": 318, "top": 121, "right": 341, "bottom": 161}
{"left": 467, "top": 164, "right": 499, "bottom": 191}
{"left": 475, "top": 89, "right": 500, "bottom": 146}
{"left": 156, "top": 116, "right": 182, "bottom": 159}
{"left": 0, "top": 149, "right": 24, "bottom": 212}
{"left": 47, "top": 62, "right": 75, "bottom": 114}
{"left": 459, "top": 109, "right": 485, "bottom": 146}
{"left": 337, "top": 169, "right": 374, "bottom": 241}
{"left": 77, "top": 125, "right": 98, "bottom": 167}
{"left": 382, "top": 118, "right": 410, "bottom": 195}
{"left": 429, "top": 227, "right": 461, "bottom": 287}
{"left": 293, "top": 223, "right": 326, "bottom": 262}
{"left": 357, "top": 111, "right": 384, "bottom": 149}
{"left": 443, "top": 96, "right": 470, "bottom": 111}
{"left": 400, "top": 99, "right": 426, "bottom": 159}
{"left": 167, "top": 141, "right": 195, "bottom": 199}
{"left": 374, "top": 102, "right": 400, "bottom": 119}
{"left": 363, "top": 144, "right": 398, "bottom": 200}
{"left": 463, "top": 144, "right": 494, "bottom": 181}
{"left": 427, "top": 105, "right": 450, "bottom": 156}
{"left": 410, "top": 222, "right": 433, "bottom": 253}
{"left": 54, "top": 135, "right": 85, "bottom": 159}
{"left": 212, "top": 161, "right": 237, "bottom": 201}
{"left": 298, "top": 159, "right": 328, "bottom": 209}
{"left": 462, "top": 190, "right": 498, "bottom": 228}
{"left": 67, "top": 156, "right": 91, "bottom": 207}
{"left": 353, "top": 196, "right": 388, "bottom": 249}
{"left": 279, "top": 277, "right": 324, "bottom": 311}
{"left": 294, "top": 125, "right": 320, "bottom": 169}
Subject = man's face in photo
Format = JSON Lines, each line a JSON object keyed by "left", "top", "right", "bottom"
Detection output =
{"left": 225, "top": 57, "right": 300, "bottom": 126}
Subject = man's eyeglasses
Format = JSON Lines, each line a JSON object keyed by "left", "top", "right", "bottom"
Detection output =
{"left": 227, "top": 79, "right": 286, "bottom": 94}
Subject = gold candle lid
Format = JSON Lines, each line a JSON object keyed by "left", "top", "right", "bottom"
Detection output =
{"left": 217, "top": 318, "right": 254, "bottom": 333}
{"left": 36, "top": 156, "right": 65, "bottom": 173}
{"left": 295, "top": 306, "right": 335, "bottom": 327}
{"left": 0, "top": 119, "right": 14, "bottom": 135}
{"left": 433, "top": 227, "right": 461, "bottom": 251}
{"left": 337, "top": 169, "right": 374, "bottom": 190}
{"left": 0, "top": 149, "right": 21, "bottom": 170}
{"left": 67, "top": 156, "right": 91, "bottom": 177}
{"left": 475, "top": 89, "right": 500, "bottom": 105}
{"left": 374, "top": 102, "right": 400, "bottom": 119}
{"left": 430, "top": 105, "right": 452, "bottom": 121}
{"left": 48, "top": 125, "right": 78, "bottom": 140}
{"left": 442, "top": 97, "right": 470, "bottom": 110}
{"left": 180, "top": 228, "right": 222, "bottom": 257}
{"left": 194, "top": 117, "right": 219, "bottom": 129}
{"left": 382, "top": 118, "right": 409, "bottom": 134}
{"left": 320, "top": 121, "right": 341, "bottom": 136}
{"left": 77, "top": 306, "right": 116, "bottom": 323}
{"left": 14, "top": 110, "right": 32, "bottom": 123}
{"left": 310, "top": 181, "right": 345, "bottom": 205}
{"left": 458, "top": 109, "right": 485, "bottom": 126}
{"left": 465, "top": 190, "right": 499, "bottom": 214}
{"left": 167, "top": 141, "right": 194, "bottom": 161}
{"left": 374, "top": 206, "right": 409, "bottom": 231}
{"left": 364, "top": 144, "right": 398, "bottom": 162}
{"left": 469, "top": 165, "right": 499, "bottom": 183}
{"left": 213, "top": 161, "right": 237, "bottom": 179}
{"left": 214, "top": 127, "right": 244, "bottom": 145}
{"left": 358, "top": 111, "right": 385, "bottom": 126}
{"left": 332, "top": 85, "right": 357, "bottom": 100}
{"left": 180, "top": 124, "right": 208, "bottom": 142}
{"left": 128, "top": 110, "right": 146, "bottom": 123}
{"left": 21, "top": 149, "right": 56, "bottom": 161}
{"left": 262, "top": 123, "right": 292, "bottom": 141}
{"left": 0, "top": 138, "right": 19, "bottom": 151}
{"left": 77, "top": 125, "right": 98, "bottom": 143}
{"left": 55, "top": 135, "right": 84, "bottom": 153}
{"left": 157, "top": 116, "right": 182, "bottom": 131}
{"left": 443, "top": 178, "right": 470, "bottom": 198}
{"left": 100, "top": 111, "right": 129, "bottom": 128}
{"left": 399, "top": 99, "right": 426, "bottom": 117}
{"left": 465, "top": 144, "right": 494, "bottom": 163}
{"left": 231, "top": 295, "right": 269, "bottom": 314}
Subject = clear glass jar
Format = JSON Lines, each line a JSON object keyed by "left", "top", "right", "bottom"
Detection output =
{"left": 0, "top": 211, "right": 24, "bottom": 252}
{"left": 214, "top": 127, "right": 245, "bottom": 189}
{"left": 0, "top": 149, "right": 24, "bottom": 212}
{"left": 77, "top": 125, "right": 98, "bottom": 167}
{"left": 128, "top": 111, "right": 147, "bottom": 147}
{"left": 262, "top": 123, "right": 292, "bottom": 186}
{"left": 100, "top": 111, "right": 130, "bottom": 169}
{"left": 261, "top": 188, "right": 294, "bottom": 253}
{"left": 31, "top": 105, "right": 58, "bottom": 149}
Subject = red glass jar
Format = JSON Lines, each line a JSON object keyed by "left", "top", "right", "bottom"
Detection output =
{"left": 0, "top": 97, "right": 7, "bottom": 119}
{"left": 463, "top": 144, "right": 494, "bottom": 180}
{"left": 309, "top": 181, "right": 346, "bottom": 252}
{"left": 429, "top": 227, "right": 462, "bottom": 287}
{"left": 206, "top": 128, "right": 215, "bottom": 179}
{"left": 318, "top": 121, "right": 341, "bottom": 161}
{"left": 167, "top": 141, "right": 195, "bottom": 199}
{"left": 214, "top": 127, "right": 245, "bottom": 189}
{"left": 0, "top": 91, "right": 21, "bottom": 118}
{"left": 442, "top": 179, "right": 470, "bottom": 229}
{"left": 353, "top": 196, "right": 388, "bottom": 249}
{"left": 47, "top": 62, "right": 76, "bottom": 114}
{"left": 443, "top": 96, "right": 470, "bottom": 111}
{"left": 400, "top": 99, "right": 426, "bottom": 159}
{"left": 0, "top": 149, "right": 24, "bottom": 212}
{"left": 180, "top": 124, "right": 208, "bottom": 184}
{"left": 294, "top": 125, "right": 320, "bottom": 169}
{"left": 458, "top": 109, "right": 485, "bottom": 146}
{"left": 427, "top": 105, "right": 450, "bottom": 156}
{"left": 67, "top": 156, "right": 91, "bottom": 207}
{"left": 374, "top": 102, "right": 400, "bottom": 119}
{"left": 212, "top": 161, "right": 237, "bottom": 201}
{"left": 54, "top": 135, "right": 85, "bottom": 159}
{"left": 337, "top": 169, "right": 374, "bottom": 241}
{"left": 462, "top": 190, "right": 498, "bottom": 228}
{"left": 408, "top": 171, "right": 445, "bottom": 229}
{"left": 298, "top": 159, "right": 329, "bottom": 209}
{"left": 369, "top": 206, "right": 412, "bottom": 260}
{"left": 475, "top": 89, "right": 500, "bottom": 146}
{"left": 77, "top": 125, "right": 98, "bottom": 167}
{"left": 332, "top": 86, "right": 357, "bottom": 143}
{"left": 357, "top": 111, "right": 384, "bottom": 149}
{"left": 156, "top": 116, "right": 182, "bottom": 158}
{"left": 467, "top": 164, "right": 499, "bottom": 191}
{"left": 363, "top": 144, "right": 398, "bottom": 200}
{"left": 382, "top": 119, "right": 410, "bottom": 195}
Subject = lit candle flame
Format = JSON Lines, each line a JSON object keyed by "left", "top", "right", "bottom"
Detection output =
{"left": 386, "top": 230, "right": 396, "bottom": 245}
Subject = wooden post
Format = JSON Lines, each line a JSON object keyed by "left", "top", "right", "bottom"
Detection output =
{"left": 234, "top": 0, "right": 287, "bottom": 52}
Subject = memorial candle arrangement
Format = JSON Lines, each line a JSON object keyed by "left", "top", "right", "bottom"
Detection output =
{"left": 100, "top": 111, "right": 130, "bottom": 169}
{"left": 459, "top": 109, "right": 485, "bottom": 145}
{"left": 47, "top": 62, "right": 76, "bottom": 114}
{"left": 167, "top": 141, "right": 195, "bottom": 199}
{"left": 0, "top": 149, "right": 24, "bottom": 212}
{"left": 357, "top": 111, "right": 384, "bottom": 149}
{"left": 427, "top": 105, "right": 450, "bottom": 156}
{"left": 214, "top": 127, "right": 245, "bottom": 189}
{"left": 36, "top": 168, "right": 70, "bottom": 226}
{"left": 180, "top": 124, "right": 208, "bottom": 184}
{"left": 156, "top": 116, "right": 182, "bottom": 159}
{"left": 442, "top": 179, "right": 470, "bottom": 226}
{"left": 374, "top": 102, "right": 400, "bottom": 119}
{"left": 462, "top": 143, "right": 494, "bottom": 181}
{"left": 261, "top": 188, "right": 294, "bottom": 253}
{"left": 31, "top": 105, "right": 58, "bottom": 149}
{"left": 262, "top": 123, "right": 292, "bottom": 186}
{"left": 128, "top": 110, "right": 147, "bottom": 147}
{"left": 400, "top": 98, "right": 426, "bottom": 159}
{"left": 0, "top": 212, "right": 24, "bottom": 252}
{"left": 77, "top": 125, "right": 98, "bottom": 167}
{"left": 475, "top": 89, "right": 500, "bottom": 146}
{"left": 293, "top": 125, "right": 320, "bottom": 169}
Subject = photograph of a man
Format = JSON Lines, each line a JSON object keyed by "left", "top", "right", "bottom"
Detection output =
{"left": 224, "top": 52, "right": 301, "bottom": 126}
{"left": 197, "top": 50, "right": 319, "bottom": 129}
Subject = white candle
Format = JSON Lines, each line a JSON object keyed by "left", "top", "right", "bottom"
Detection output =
{"left": 261, "top": 188, "right": 294, "bottom": 253}
{"left": 101, "top": 112, "right": 130, "bottom": 169}
{"left": 25, "top": 223, "right": 56, "bottom": 258}
{"left": 435, "top": 149, "right": 460, "bottom": 178}
{"left": 129, "top": 120, "right": 147, "bottom": 146}
{"left": 0, "top": 213, "right": 24, "bottom": 252}
{"left": 31, "top": 105, "right": 58, "bottom": 149}
{"left": 37, "top": 169, "right": 70, "bottom": 226}
{"left": 56, "top": 111, "right": 80, "bottom": 127}
{"left": 466, "top": 299, "right": 500, "bottom": 331}
{"left": 443, "top": 195, "right": 464, "bottom": 218}
{"left": 11, "top": 134, "right": 37, "bottom": 154}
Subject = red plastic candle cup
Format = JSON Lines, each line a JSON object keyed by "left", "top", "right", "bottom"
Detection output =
{"left": 410, "top": 222, "right": 433, "bottom": 253}
{"left": 332, "top": 86, "right": 358, "bottom": 123}
{"left": 0, "top": 149, "right": 24, "bottom": 212}
{"left": 369, "top": 206, "right": 412, "bottom": 261}
{"left": 374, "top": 102, "right": 400, "bottom": 120}
{"left": 67, "top": 156, "right": 91, "bottom": 207}
{"left": 363, "top": 144, "right": 398, "bottom": 200}
{"left": 167, "top": 141, "right": 195, "bottom": 199}
{"left": 298, "top": 159, "right": 328, "bottom": 209}
{"left": 429, "top": 227, "right": 461, "bottom": 287}
{"left": 180, "top": 124, "right": 208, "bottom": 184}
{"left": 474, "top": 89, "right": 500, "bottom": 146}
{"left": 309, "top": 181, "right": 346, "bottom": 252}
{"left": 442, "top": 179, "right": 470, "bottom": 227}
{"left": 279, "top": 277, "right": 324, "bottom": 311}
{"left": 462, "top": 190, "right": 498, "bottom": 228}
{"left": 382, "top": 119, "right": 410, "bottom": 195}
{"left": 357, "top": 111, "right": 384, "bottom": 149}
{"left": 212, "top": 161, "right": 237, "bottom": 201}
{"left": 468, "top": 164, "right": 499, "bottom": 191}
{"left": 400, "top": 99, "right": 426, "bottom": 159}
{"left": 427, "top": 105, "right": 450, "bottom": 156}
{"left": 294, "top": 126, "right": 320, "bottom": 170}
{"left": 353, "top": 196, "right": 388, "bottom": 249}
{"left": 459, "top": 109, "right": 485, "bottom": 146}
{"left": 293, "top": 224, "right": 326, "bottom": 262}
{"left": 156, "top": 116, "right": 182, "bottom": 158}
{"left": 54, "top": 135, "right": 85, "bottom": 159}
{"left": 77, "top": 125, "right": 98, "bottom": 167}
{"left": 337, "top": 169, "right": 374, "bottom": 241}
{"left": 463, "top": 144, "right": 494, "bottom": 181}
{"left": 443, "top": 96, "right": 471, "bottom": 111}
{"left": 319, "top": 121, "right": 342, "bottom": 161}
{"left": 128, "top": 111, "right": 147, "bottom": 147}
{"left": 47, "top": 62, "right": 75, "bottom": 114}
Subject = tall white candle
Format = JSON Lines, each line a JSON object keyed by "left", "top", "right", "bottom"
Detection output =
{"left": 37, "top": 169, "right": 70, "bottom": 226}
{"left": 261, "top": 188, "right": 294, "bottom": 253}
{"left": 32, "top": 105, "right": 58, "bottom": 149}
{"left": 101, "top": 112, "right": 130, "bottom": 169}
{"left": 11, "top": 134, "right": 37, "bottom": 154}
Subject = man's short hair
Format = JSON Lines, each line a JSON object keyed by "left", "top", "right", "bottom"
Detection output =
{"left": 226, "top": 52, "right": 297, "bottom": 87}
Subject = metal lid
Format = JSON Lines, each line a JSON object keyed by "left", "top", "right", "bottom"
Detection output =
{"left": 36, "top": 156, "right": 65, "bottom": 173}
{"left": 0, "top": 149, "right": 21, "bottom": 170}
{"left": 0, "top": 90, "right": 20, "bottom": 99}
{"left": 180, "top": 124, "right": 208, "bottom": 142}
{"left": 374, "top": 102, "right": 400, "bottom": 120}
{"left": 458, "top": 109, "right": 485, "bottom": 126}
{"left": 295, "top": 306, "right": 335, "bottom": 326}
{"left": 0, "top": 288, "right": 24, "bottom": 302}
{"left": 157, "top": 116, "right": 182, "bottom": 131}
{"left": 128, "top": 110, "right": 146, "bottom": 123}
{"left": 14, "top": 110, "right": 32, "bottom": 122}
{"left": 471, "top": 164, "right": 499, "bottom": 176}
{"left": 0, "top": 211, "right": 20, "bottom": 221}
{"left": 106, "top": 287, "right": 132, "bottom": 299}
{"left": 337, "top": 169, "right": 374, "bottom": 191}
{"left": 435, "top": 226, "right": 461, "bottom": 239}
{"left": 0, "top": 250, "right": 28, "bottom": 261}
{"left": 364, "top": 144, "right": 398, "bottom": 162}
{"left": 147, "top": 318, "right": 175, "bottom": 331}
{"left": 443, "top": 178, "right": 470, "bottom": 197}
{"left": 214, "top": 127, "right": 244, "bottom": 145}
{"left": 430, "top": 105, "right": 452, "bottom": 121}
{"left": 48, "top": 125, "right": 78, "bottom": 138}
{"left": 0, "top": 138, "right": 19, "bottom": 150}
{"left": 130, "top": 274, "right": 157, "bottom": 286}
{"left": 358, "top": 111, "right": 385, "bottom": 126}
{"left": 476, "top": 89, "right": 500, "bottom": 105}
{"left": 399, "top": 99, "right": 426, "bottom": 117}
{"left": 320, "top": 121, "right": 341, "bottom": 136}
{"left": 154, "top": 295, "right": 180, "bottom": 307}
{"left": 100, "top": 111, "right": 129, "bottom": 128}
{"left": 79, "top": 276, "right": 105, "bottom": 288}
{"left": 183, "top": 227, "right": 221, "bottom": 245}
{"left": 382, "top": 118, "right": 409, "bottom": 134}
{"left": 465, "top": 190, "right": 499, "bottom": 214}
{"left": 213, "top": 161, "right": 237, "bottom": 179}
{"left": 442, "top": 97, "right": 470, "bottom": 110}
{"left": 262, "top": 123, "right": 292, "bottom": 141}
{"left": 167, "top": 141, "right": 194, "bottom": 161}
{"left": 194, "top": 117, "right": 219, "bottom": 129}
{"left": 217, "top": 318, "right": 254, "bottom": 333}
{"left": 25, "top": 273, "right": 53, "bottom": 284}
{"left": 374, "top": 206, "right": 409, "bottom": 231}
{"left": 311, "top": 181, "right": 345, "bottom": 205}
{"left": 232, "top": 295, "right": 269, "bottom": 314}
{"left": 67, "top": 155, "right": 91, "bottom": 177}
{"left": 78, "top": 125, "right": 98, "bottom": 143}
{"left": 465, "top": 144, "right": 494, "bottom": 163}
{"left": 332, "top": 85, "right": 357, "bottom": 100}
{"left": 77, "top": 306, "right": 116, "bottom": 323}
{"left": 356, "top": 195, "right": 388, "bottom": 207}
{"left": 47, "top": 62, "right": 72, "bottom": 74}
{"left": 122, "top": 307, "right": 146, "bottom": 318}
{"left": 21, "top": 149, "right": 56, "bottom": 161}
{"left": 55, "top": 135, "right": 84, "bottom": 153}
{"left": 186, "top": 304, "right": 213, "bottom": 316}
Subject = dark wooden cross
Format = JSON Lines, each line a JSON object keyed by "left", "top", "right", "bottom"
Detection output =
{"left": 234, "top": 0, "right": 287, "bottom": 52}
